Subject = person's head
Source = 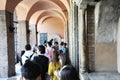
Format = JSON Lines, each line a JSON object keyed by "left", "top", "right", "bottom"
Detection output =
{"left": 60, "top": 65, "right": 80, "bottom": 80}
{"left": 60, "top": 42, "right": 64, "bottom": 46}
{"left": 63, "top": 43, "right": 67, "bottom": 47}
{"left": 21, "top": 50, "right": 25, "bottom": 57}
{"left": 59, "top": 54, "right": 71, "bottom": 67}
{"left": 21, "top": 61, "right": 42, "bottom": 80}
{"left": 38, "top": 45, "right": 45, "bottom": 54}
{"left": 44, "top": 40, "right": 47, "bottom": 44}
{"left": 54, "top": 41, "right": 58, "bottom": 46}
{"left": 50, "top": 39, "right": 53, "bottom": 43}
{"left": 25, "top": 44, "right": 31, "bottom": 50}
{"left": 52, "top": 50, "right": 59, "bottom": 63}
{"left": 47, "top": 41, "right": 52, "bottom": 47}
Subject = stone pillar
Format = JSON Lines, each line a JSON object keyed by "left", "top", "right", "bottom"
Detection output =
{"left": 17, "top": 20, "right": 27, "bottom": 54}
{"left": 64, "top": 23, "right": 67, "bottom": 42}
{"left": 29, "top": 23, "right": 36, "bottom": 46}
{"left": 78, "top": 4, "right": 87, "bottom": 73}
{"left": 72, "top": 2, "right": 80, "bottom": 71}
{"left": 0, "top": 10, "right": 15, "bottom": 77}
{"left": 69, "top": 1, "right": 76, "bottom": 66}
{"left": 117, "top": 18, "right": 120, "bottom": 73}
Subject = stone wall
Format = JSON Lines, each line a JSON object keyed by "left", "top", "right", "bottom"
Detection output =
{"left": 17, "top": 21, "right": 27, "bottom": 54}
{"left": 95, "top": 0, "right": 120, "bottom": 71}
{"left": 95, "top": 43, "right": 117, "bottom": 71}
{"left": 0, "top": 10, "right": 15, "bottom": 77}
{"left": 6, "top": 11, "right": 16, "bottom": 77}
{"left": 29, "top": 24, "right": 36, "bottom": 46}
{"left": 97, "top": 0, "right": 120, "bottom": 42}
{"left": 0, "top": 10, "right": 8, "bottom": 77}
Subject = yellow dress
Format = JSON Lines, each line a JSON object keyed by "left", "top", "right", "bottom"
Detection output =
{"left": 48, "top": 61, "right": 61, "bottom": 80}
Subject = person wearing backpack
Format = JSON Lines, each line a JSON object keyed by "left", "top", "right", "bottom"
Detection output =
{"left": 22, "top": 44, "right": 33, "bottom": 65}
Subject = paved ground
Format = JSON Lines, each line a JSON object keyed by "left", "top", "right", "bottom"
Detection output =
{"left": 0, "top": 63, "right": 21, "bottom": 80}
{"left": 80, "top": 71, "right": 120, "bottom": 80}
{"left": 0, "top": 63, "right": 50, "bottom": 80}
{"left": 1, "top": 63, "right": 120, "bottom": 80}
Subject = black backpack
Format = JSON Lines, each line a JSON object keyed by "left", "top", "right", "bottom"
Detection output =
{"left": 25, "top": 53, "right": 34, "bottom": 63}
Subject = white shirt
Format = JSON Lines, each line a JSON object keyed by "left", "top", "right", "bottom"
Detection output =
{"left": 22, "top": 50, "right": 33, "bottom": 65}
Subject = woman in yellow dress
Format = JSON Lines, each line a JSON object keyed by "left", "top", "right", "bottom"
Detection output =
{"left": 48, "top": 50, "right": 61, "bottom": 80}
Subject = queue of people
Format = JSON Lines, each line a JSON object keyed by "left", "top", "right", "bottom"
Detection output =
{"left": 19, "top": 39, "right": 80, "bottom": 80}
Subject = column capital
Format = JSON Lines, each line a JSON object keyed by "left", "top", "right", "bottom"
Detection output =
{"left": 78, "top": 3, "right": 87, "bottom": 10}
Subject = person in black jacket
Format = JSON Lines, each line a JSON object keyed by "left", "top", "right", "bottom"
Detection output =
{"left": 33, "top": 45, "right": 49, "bottom": 80}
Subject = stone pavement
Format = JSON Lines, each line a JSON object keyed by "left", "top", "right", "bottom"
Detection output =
{"left": 0, "top": 63, "right": 50, "bottom": 80}
{"left": 80, "top": 71, "right": 120, "bottom": 80}
{"left": 1, "top": 63, "right": 120, "bottom": 80}
{"left": 0, "top": 63, "right": 21, "bottom": 80}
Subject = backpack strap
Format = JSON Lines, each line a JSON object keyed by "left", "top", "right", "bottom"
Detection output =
{"left": 29, "top": 53, "right": 34, "bottom": 59}
{"left": 25, "top": 53, "right": 34, "bottom": 60}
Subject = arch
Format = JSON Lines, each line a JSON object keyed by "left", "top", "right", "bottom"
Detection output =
{"left": 51, "top": 0, "right": 69, "bottom": 14}
{"left": 0, "top": 0, "right": 6, "bottom": 10}
{"left": 6, "top": 0, "right": 22, "bottom": 13}
{"left": 26, "top": 0, "right": 67, "bottom": 23}
{"left": 51, "top": 0, "right": 70, "bottom": 13}
{"left": 14, "top": 0, "right": 40, "bottom": 21}
{"left": 37, "top": 17, "right": 65, "bottom": 38}
{"left": 35, "top": 10, "right": 66, "bottom": 26}
{"left": 29, "top": 10, "right": 66, "bottom": 25}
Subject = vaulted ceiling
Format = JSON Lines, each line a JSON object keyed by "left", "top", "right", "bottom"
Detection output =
{"left": 0, "top": 0, "right": 70, "bottom": 38}
{"left": 4, "top": 0, "right": 70, "bottom": 25}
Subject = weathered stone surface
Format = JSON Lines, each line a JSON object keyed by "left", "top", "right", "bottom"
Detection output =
{"left": 97, "top": 0, "right": 120, "bottom": 42}
{"left": 80, "top": 72, "right": 120, "bottom": 80}
{"left": 0, "top": 10, "right": 15, "bottom": 77}
{"left": 17, "top": 20, "right": 27, "bottom": 54}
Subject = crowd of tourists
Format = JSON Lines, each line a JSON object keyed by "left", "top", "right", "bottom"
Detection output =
{"left": 18, "top": 39, "right": 80, "bottom": 80}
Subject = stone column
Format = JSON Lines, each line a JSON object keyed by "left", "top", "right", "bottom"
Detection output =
{"left": 0, "top": 10, "right": 15, "bottom": 77}
{"left": 29, "top": 23, "right": 36, "bottom": 46}
{"left": 69, "top": 1, "right": 76, "bottom": 66}
{"left": 117, "top": 18, "right": 120, "bottom": 73}
{"left": 64, "top": 23, "right": 67, "bottom": 42}
{"left": 73, "top": 3, "right": 79, "bottom": 71}
{"left": 78, "top": 4, "right": 87, "bottom": 73}
{"left": 17, "top": 20, "right": 27, "bottom": 54}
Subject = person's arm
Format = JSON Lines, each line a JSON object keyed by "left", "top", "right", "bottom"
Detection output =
{"left": 48, "top": 62, "right": 53, "bottom": 76}
{"left": 54, "top": 70, "right": 60, "bottom": 79}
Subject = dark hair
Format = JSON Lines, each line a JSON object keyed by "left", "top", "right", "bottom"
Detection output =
{"left": 54, "top": 41, "right": 58, "bottom": 45}
{"left": 60, "top": 65, "right": 80, "bottom": 80}
{"left": 21, "top": 50, "right": 25, "bottom": 57}
{"left": 25, "top": 44, "right": 31, "bottom": 50}
{"left": 50, "top": 39, "right": 53, "bottom": 43}
{"left": 47, "top": 41, "right": 52, "bottom": 47}
{"left": 63, "top": 43, "right": 67, "bottom": 46}
{"left": 44, "top": 40, "right": 47, "bottom": 44}
{"left": 38, "top": 45, "right": 45, "bottom": 54}
{"left": 52, "top": 50, "right": 59, "bottom": 63}
{"left": 59, "top": 54, "right": 71, "bottom": 67}
{"left": 60, "top": 42, "right": 64, "bottom": 46}
{"left": 21, "top": 61, "right": 41, "bottom": 80}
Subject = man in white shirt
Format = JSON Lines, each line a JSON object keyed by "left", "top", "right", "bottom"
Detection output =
{"left": 22, "top": 44, "right": 33, "bottom": 65}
